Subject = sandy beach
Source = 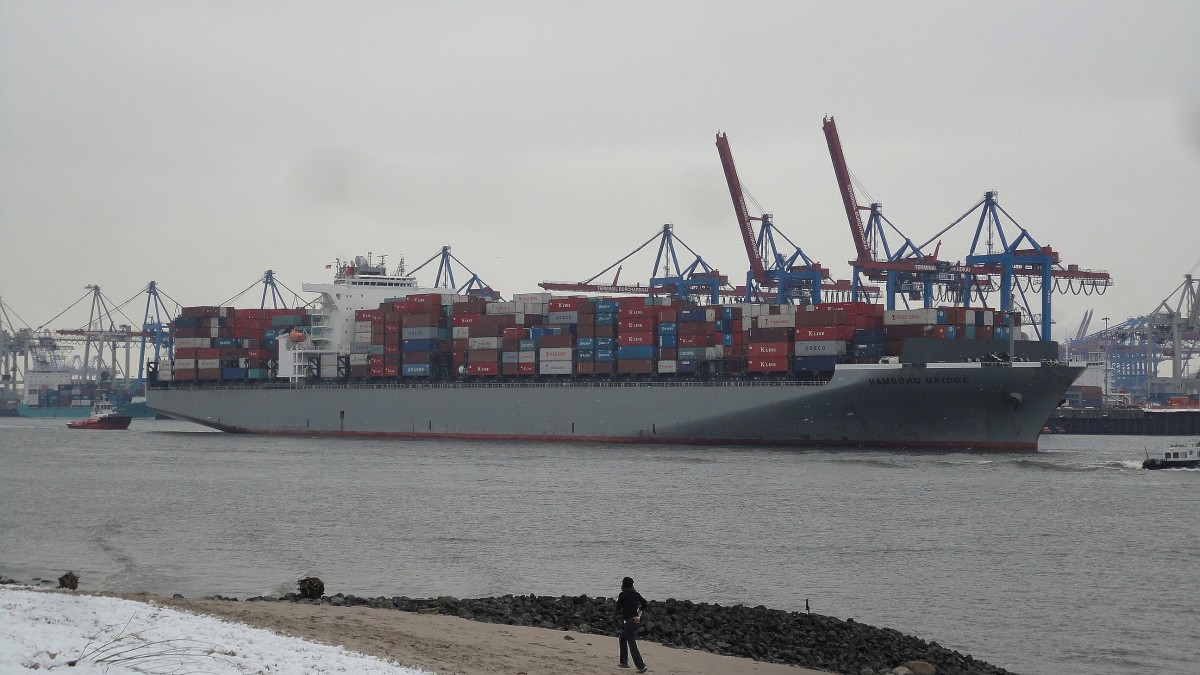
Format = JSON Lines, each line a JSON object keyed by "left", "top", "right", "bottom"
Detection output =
{"left": 131, "top": 593, "right": 830, "bottom": 675}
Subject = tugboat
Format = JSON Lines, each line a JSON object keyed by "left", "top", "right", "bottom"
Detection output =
{"left": 1143, "top": 443, "right": 1200, "bottom": 469}
{"left": 66, "top": 401, "right": 132, "bottom": 430}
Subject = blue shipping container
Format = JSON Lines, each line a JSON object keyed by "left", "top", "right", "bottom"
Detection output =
{"left": 595, "top": 313, "right": 617, "bottom": 325}
{"left": 657, "top": 322, "right": 678, "bottom": 335}
{"left": 658, "top": 335, "right": 678, "bottom": 348}
{"left": 221, "top": 367, "right": 246, "bottom": 380}
{"left": 402, "top": 364, "right": 431, "bottom": 377}
{"left": 595, "top": 300, "right": 620, "bottom": 313}
{"left": 594, "top": 349, "right": 615, "bottom": 361}
{"left": 677, "top": 308, "right": 709, "bottom": 322}
{"left": 576, "top": 337, "right": 595, "bottom": 349}
{"left": 403, "top": 338, "right": 440, "bottom": 352}
{"left": 596, "top": 337, "right": 615, "bottom": 349}
{"left": 617, "top": 345, "right": 654, "bottom": 360}
{"left": 576, "top": 349, "right": 594, "bottom": 361}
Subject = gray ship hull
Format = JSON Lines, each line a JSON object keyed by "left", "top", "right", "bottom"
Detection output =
{"left": 149, "top": 362, "right": 1082, "bottom": 452}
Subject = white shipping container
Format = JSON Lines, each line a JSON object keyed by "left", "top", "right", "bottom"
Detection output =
{"left": 742, "top": 317, "right": 753, "bottom": 331}
{"left": 173, "top": 358, "right": 195, "bottom": 369}
{"left": 353, "top": 320, "right": 373, "bottom": 333}
{"left": 402, "top": 326, "right": 438, "bottom": 340}
{"left": 657, "top": 359, "right": 678, "bottom": 374}
{"left": 452, "top": 326, "right": 470, "bottom": 339}
{"left": 198, "top": 358, "right": 221, "bottom": 369}
{"left": 547, "top": 311, "right": 579, "bottom": 325}
{"left": 174, "top": 337, "right": 212, "bottom": 349}
{"left": 486, "top": 302, "right": 518, "bottom": 315}
{"left": 539, "top": 347, "right": 573, "bottom": 362}
{"left": 538, "top": 360, "right": 573, "bottom": 375}
{"left": 757, "top": 314, "right": 797, "bottom": 329}
{"left": 705, "top": 346, "right": 725, "bottom": 360}
{"left": 794, "top": 340, "right": 847, "bottom": 355}
{"left": 512, "top": 292, "right": 553, "bottom": 304}
{"left": 468, "top": 337, "right": 502, "bottom": 350}
{"left": 349, "top": 353, "right": 369, "bottom": 365}
{"left": 158, "top": 369, "right": 173, "bottom": 382}
{"left": 353, "top": 331, "right": 373, "bottom": 344}
{"left": 884, "top": 308, "right": 941, "bottom": 326}
{"left": 518, "top": 351, "right": 536, "bottom": 364}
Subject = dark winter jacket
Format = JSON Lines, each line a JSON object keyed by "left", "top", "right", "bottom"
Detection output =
{"left": 617, "top": 588, "right": 647, "bottom": 620}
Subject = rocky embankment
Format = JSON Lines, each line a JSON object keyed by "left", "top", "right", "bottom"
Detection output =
{"left": 263, "top": 591, "right": 1012, "bottom": 675}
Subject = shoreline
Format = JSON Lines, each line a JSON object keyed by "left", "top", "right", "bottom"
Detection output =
{"left": 4, "top": 578, "right": 1009, "bottom": 674}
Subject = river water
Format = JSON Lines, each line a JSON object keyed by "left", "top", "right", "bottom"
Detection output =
{"left": 0, "top": 417, "right": 1195, "bottom": 675}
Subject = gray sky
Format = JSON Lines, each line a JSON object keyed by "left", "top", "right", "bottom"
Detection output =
{"left": 2, "top": 1, "right": 1197, "bottom": 341}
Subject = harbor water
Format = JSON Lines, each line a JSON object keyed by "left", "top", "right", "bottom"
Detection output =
{"left": 1, "top": 418, "right": 1196, "bottom": 675}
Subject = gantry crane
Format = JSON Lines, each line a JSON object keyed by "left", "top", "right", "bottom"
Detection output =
{"left": 823, "top": 116, "right": 955, "bottom": 309}
{"left": 540, "top": 224, "right": 730, "bottom": 303}
{"left": 409, "top": 246, "right": 501, "bottom": 300}
{"left": 716, "top": 131, "right": 866, "bottom": 304}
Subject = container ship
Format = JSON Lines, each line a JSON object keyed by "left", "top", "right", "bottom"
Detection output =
{"left": 146, "top": 258, "right": 1082, "bottom": 452}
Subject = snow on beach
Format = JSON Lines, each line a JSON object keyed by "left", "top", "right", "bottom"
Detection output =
{"left": 0, "top": 587, "right": 431, "bottom": 674}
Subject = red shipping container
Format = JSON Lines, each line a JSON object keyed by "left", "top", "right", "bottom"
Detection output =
{"left": 383, "top": 365, "right": 399, "bottom": 376}
{"left": 385, "top": 344, "right": 400, "bottom": 354}
{"left": 518, "top": 362, "right": 535, "bottom": 375}
{"left": 453, "top": 314, "right": 480, "bottom": 327}
{"left": 659, "top": 348, "right": 677, "bottom": 360}
{"left": 656, "top": 309, "right": 678, "bottom": 323}
{"left": 467, "top": 363, "right": 499, "bottom": 376}
{"left": 549, "top": 297, "right": 591, "bottom": 311}
{"left": 747, "top": 356, "right": 789, "bottom": 372}
{"left": 747, "top": 327, "right": 792, "bottom": 343}
{"left": 576, "top": 361, "right": 595, "bottom": 375}
{"left": 619, "top": 319, "right": 654, "bottom": 332}
{"left": 616, "top": 359, "right": 654, "bottom": 374}
{"left": 618, "top": 307, "right": 650, "bottom": 318}
{"left": 591, "top": 360, "right": 615, "bottom": 375}
{"left": 502, "top": 327, "right": 526, "bottom": 340}
{"left": 594, "top": 324, "right": 615, "bottom": 338}
{"left": 174, "top": 348, "right": 198, "bottom": 359}
{"left": 795, "top": 325, "right": 856, "bottom": 341}
{"left": 676, "top": 334, "right": 713, "bottom": 347}
{"left": 576, "top": 323, "right": 595, "bottom": 338}
{"left": 502, "top": 363, "right": 520, "bottom": 376}
{"left": 749, "top": 342, "right": 792, "bottom": 357}
{"left": 617, "top": 332, "right": 654, "bottom": 346}
{"left": 539, "top": 334, "right": 575, "bottom": 348}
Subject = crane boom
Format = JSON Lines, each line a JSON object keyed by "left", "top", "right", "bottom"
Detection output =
{"left": 715, "top": 132, "right": 770, "bottom": 286}
{"left": 822, "top": 116, "right": 871, "bottom": 262}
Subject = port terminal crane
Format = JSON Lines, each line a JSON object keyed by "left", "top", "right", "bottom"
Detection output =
{"left": 540, "top": 224, "right": 730, "bottom": 303}
{"left": 823, "top": 116, "right": 957, "bottom": 310}
{"left": 408, "top": 246, "right": 501, "bottom": 300}
{"left": 717, "top": 131, "right": 859, "bottom": 305}
{"left": 824, "top": 116, "right": 1112, "bottom": 340}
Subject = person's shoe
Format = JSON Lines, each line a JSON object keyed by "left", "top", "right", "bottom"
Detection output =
{"left": 617, "top": 664, "right": 629, "bottom": 669}
{"left": 636, "top": 668, "right": 649, "bottom": 674}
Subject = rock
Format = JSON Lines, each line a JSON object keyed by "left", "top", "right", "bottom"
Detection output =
{"left": 564, "top": 635, "right": 574, "bottom": 641}
{"left": 57, "top": 571, "right": 79, "bottom": 590}
{"left": 860, "top": 668, "right": 875, "bottom": 675}
{"left": 331, "top": 595, "right": 345, "bottom": 606}
{"left": 891, "top": 667, "right": 913, "bottom": 675}
{"left": 172, "top": 593, "right": 184, "bottom": 599}
{"left": 902, "top": 660, "right": 936, "bottom": 675}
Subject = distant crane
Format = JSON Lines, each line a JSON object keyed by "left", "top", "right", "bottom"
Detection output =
{"left": 540, "top": 224, "right": 730, "bottom": 303}
{"left": 408, "top": 246, "right": 501, "bottom": 300}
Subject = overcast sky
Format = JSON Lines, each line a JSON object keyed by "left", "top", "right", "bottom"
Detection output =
{"left": 2, "top": 1, "right": 1197, "bottom": 341}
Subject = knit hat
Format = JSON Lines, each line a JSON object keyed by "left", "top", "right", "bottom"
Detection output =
{"left": 622, "top": 577, "right": 634, "bottom": 589}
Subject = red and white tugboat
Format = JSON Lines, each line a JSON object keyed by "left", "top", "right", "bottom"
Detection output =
{"left": 67, "top": 401, "right": 132, "bottom": 430}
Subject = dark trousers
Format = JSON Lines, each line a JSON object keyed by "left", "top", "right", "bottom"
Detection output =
{"left": 619, "top": 619, "right": 645, "bottom": 669}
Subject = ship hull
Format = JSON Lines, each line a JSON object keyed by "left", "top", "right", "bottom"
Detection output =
{"left": 148, "top": 362, "right": 1081, "bottom": 452}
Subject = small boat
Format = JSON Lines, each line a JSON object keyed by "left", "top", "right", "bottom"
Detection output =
{"left": 1143, "top": 446, "right": 1200, "bottom": 470}
{"left": 66, "top": 401, "right": 132, "bottom": 430}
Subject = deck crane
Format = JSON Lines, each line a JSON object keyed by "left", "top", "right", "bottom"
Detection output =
{"left": 716, "top": 132, "right": 831, "bottom": 305}
{"left": 919, "top": 190, "right": 1113, "bottom": 340}
{"left": 823, "top": 116, "right": 950, "bottom": 309}
{"left": 540, "top": 224, "right": 730, "bottom": 303}
{"left": 408, "top": 246, "right": 501, "bottom": 300}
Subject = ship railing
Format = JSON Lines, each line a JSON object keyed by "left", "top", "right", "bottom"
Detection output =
{"left": 156, "top": 377, "right": 832, "bottom": 392}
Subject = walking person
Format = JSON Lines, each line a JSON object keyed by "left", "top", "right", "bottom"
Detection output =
{"left": 617, "top": 576, "right": 649, "bottom": 672}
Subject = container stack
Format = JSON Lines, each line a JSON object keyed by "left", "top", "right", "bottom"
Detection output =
{"left": 168, "top": 307, "right": 305, "bottom": 382}
{"left": 165, "top": 297, "right": 1032, "bottom": 384}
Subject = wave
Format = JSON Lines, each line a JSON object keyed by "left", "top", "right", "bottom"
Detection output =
{"left": 829, "top": 457, "right": 908, "bottom": 469}
{"left": 1010, "top": 458, "right": 1100, "bottom": 472}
